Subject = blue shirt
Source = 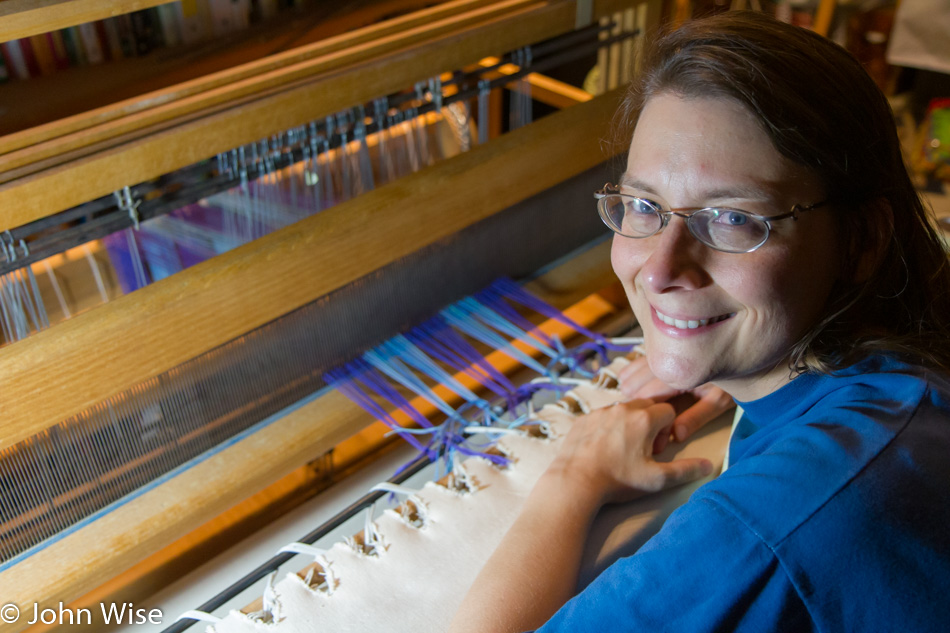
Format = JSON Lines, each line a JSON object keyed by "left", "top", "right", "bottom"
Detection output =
{"left": 534, "top": 356, "right": 950, "bottom": 632}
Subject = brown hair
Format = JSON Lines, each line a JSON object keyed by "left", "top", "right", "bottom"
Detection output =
{"left": 616, "top": 11, "right": 950, "bottom": 374}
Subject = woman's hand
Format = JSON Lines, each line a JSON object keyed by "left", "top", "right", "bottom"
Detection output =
{"left": 448, "top": 400, "right": 714, "bottom": 633}
{"left": 617, "top": 355, "right": 736, "bottom": 446}
{"left": 548, "top": 400, "right": 715, "bottom": 507}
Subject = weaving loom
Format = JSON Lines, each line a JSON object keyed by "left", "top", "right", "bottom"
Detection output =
{"left": 160, "top": 282, "right": 731, "bottom": 632}
{"left": 0, "top": 1, "right": 667, "bottom": 631}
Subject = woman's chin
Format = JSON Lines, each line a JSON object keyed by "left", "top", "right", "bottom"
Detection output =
{"left": 647, "top": 356, "right": 711, "bottom": 392}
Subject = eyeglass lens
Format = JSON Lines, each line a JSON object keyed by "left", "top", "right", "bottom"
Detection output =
{"left": 598, "top": 195, "right": 769, "bottom": 252}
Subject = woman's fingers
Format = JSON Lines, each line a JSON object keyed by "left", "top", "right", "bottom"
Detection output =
{"left": 647, "top": 457, "right": 715, "bottom": 493}
{"left": 640, "top": 400, "right": 675, "bottom": 455}
{"left": 652, "top": 424, "right": 672, "bottom": 455}
{"left": 617, "top": 355, "right": 735, "bottom": 443}
{"left": 616, "top": 357, "right": 647, "bottom": 397}
{"left": 598, "top": 402, "right": 711, "bottom": 503}
{"left": 634, "top": 377, "right": 682, "bottom": 401}
{"left": 618, "top": 357, "right": 673, "bottom": 400}
{"left": 672, "top": 386, "right": 736, "bottom": 442}
{"left": 553, "top": 400, "right": 680, "bottom": 504}
{"left": 618, "top": 356, "right": 683, "bottom": 401}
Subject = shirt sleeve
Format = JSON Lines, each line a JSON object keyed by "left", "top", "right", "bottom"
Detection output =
{"left": 533, "top": 497, "right": 814, "bottom": 633}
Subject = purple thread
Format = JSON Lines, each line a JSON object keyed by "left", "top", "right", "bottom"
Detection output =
{"left": 409, "top": 317, "right": 518, "bottom": 406}
{"left": 325, "top": 367, "right": 429, "bottom": 453}
{"left": 324, "top": 278, "right": 629, "bottom": 474}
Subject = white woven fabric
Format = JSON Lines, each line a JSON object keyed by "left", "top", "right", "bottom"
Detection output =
{"left": 212, "top": 359, "right": 731, "bottom": 632}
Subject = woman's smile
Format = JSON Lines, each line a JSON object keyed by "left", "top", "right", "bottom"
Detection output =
{"left": 652, "top": 307, "right": 735, "bottom": 331}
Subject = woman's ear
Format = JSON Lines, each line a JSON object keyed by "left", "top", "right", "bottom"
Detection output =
{"left": 850, "top": 198, "right": 894, "bottom": 284}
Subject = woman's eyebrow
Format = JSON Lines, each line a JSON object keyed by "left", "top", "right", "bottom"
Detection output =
{"left": 700, "top": 186, "right": 776, "bottom": 203}
{"left": 618, "top": 177, "right": 656, "bottom": 194}
{"left": 619, "top": 176, "right": 777, "bottom": 203}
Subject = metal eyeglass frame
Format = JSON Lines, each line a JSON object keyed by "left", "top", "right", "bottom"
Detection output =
{"left": 594, "top": 183, "right": 828, "bottom": 254}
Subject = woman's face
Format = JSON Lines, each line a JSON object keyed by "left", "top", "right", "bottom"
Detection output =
{"left": 612, "top": 94, "right": 840, "bottom": 401}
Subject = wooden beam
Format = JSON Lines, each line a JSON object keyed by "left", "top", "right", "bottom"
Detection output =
{"left": 480, "top": 57, "right": 592, "bottom": 109}
{"left": 523, "top": 72, "right": 593, "bottom": 108}
{"left": 0, "top": 89, "right": 623, "bottom": 454}
{"left": 813, "top": 0, "right": 836, "bottom": 38}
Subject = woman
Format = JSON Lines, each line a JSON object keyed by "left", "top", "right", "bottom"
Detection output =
{"left": 449, "top": 11, "right": 950, "bottom": 633}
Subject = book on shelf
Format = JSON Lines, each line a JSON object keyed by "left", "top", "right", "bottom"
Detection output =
{"left": 156, "top": 3, "right": 185, "bottom": 48}
{"left": 27, "top": 34, "right": 57, "bottom": 75}
{"left": 46, "top": 31, "right": 71, "bottom": 71}
{"left": 19, "top": 38, "right": 42, "bottom": 77}
{"left": 100, "top": 19, "right": 124, "bottom": 62}
{"left": 0, "top": 41, "right": 31, "bottom": 80}
{"left": 115, "top": 14, "right": 137, "bottom": 58}
{"left": 61, "top": 27, "right": 88, "bottom": 66}
{"left": 78, "top": 22, "right": 106, "bottom": 65}
{"left": 130, "top": 9, "right": 160, "bottom": 56}
{"left": 179, "top": 0, "right": 206, "bottom": 44}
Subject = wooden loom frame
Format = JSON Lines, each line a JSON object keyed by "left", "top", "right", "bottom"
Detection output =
{"left": 0, "top": 1, "right": 661, "bottom": 629}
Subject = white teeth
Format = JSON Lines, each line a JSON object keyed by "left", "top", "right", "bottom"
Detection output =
{"left": 656, "top": 310, "right": 731, "bottom": 330}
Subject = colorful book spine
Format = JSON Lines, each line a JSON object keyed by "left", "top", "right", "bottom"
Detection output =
{"left": 78, "top": 22, "right": 105, "bottom": 64}
{"left": 0, "top": 41, "right": 31, "bottom": 80}
{"left": 61, "top": 27, "right": 88, "bottom": 66}
{"left": 20, "top": 38, "right": 43, "bottom": 77}
{"left": 179, "top": 0, "right": 207, "bottom": 44}
{"left": 156, "top": 3, "right": 184, "bottom": 48}
{"left": 209, "top": 0, "right": 236, "bottom": 36}
{"left": 27, "top": 34, "right": 57, "bottom": 75}
{"left": 231, "top": 0, "right": 251, "bottom": 30}
{"left": 115, "top": 14, "right": 137, "bottom": 58}
{"left": 100, "top": 19, "right": 123, "bottom": 62}
{"left": 130, "top": 9, "right": 156, "bottom": 55}
{"left": 46, "top": 31, "right": 71, "bottom": 70}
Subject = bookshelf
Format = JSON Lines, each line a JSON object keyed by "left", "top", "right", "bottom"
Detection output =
{"left": 0, "top": 0, "right": 173, "bottom": 42}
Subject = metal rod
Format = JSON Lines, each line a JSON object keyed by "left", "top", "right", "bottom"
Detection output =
{"left": 159, "top": 452, "right": 435, "bottom": 633}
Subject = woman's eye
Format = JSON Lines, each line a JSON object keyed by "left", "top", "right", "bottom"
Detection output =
{"left": 628, "top": 199, "right": 657, "bottom": 215}
{"left": 719, "top": 211, "right": 748, "bottom": 226}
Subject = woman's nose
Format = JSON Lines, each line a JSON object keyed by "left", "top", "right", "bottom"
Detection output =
{"left": 639, "top": 217, "right": 710, "bottom": 294}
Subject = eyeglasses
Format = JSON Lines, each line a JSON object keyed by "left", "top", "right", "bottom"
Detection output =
{"left": 594, "top": 184, "right": 827, "bottom": 254}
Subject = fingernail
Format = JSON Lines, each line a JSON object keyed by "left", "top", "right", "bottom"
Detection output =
{"left": 701, "top": 460, "right": 714, "bottom": 475}
{"left": 674, "top": 424, "right": 687, "bottom": 441}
